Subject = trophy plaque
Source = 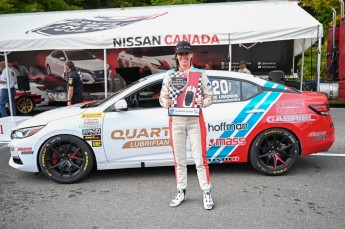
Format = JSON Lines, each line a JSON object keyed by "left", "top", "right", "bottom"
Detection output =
{"left": 168, "top": 71, "right": 202, "bottom": 117}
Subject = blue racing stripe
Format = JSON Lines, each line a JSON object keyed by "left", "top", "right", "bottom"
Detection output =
{"left": 264, "top": 81, "right": 286, "bottom": 90}
{"left": 215, "top": 91, "right": 281, "bottom": 159}
{"left": 206, "top": 91, "right": 268, "bottom": 159}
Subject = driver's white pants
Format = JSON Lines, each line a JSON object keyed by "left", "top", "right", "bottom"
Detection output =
{"left": 169, "top": 113, "right": 211, "bottom": 191}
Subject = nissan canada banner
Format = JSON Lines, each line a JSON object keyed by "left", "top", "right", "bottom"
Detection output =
{"left": 231, "top": 40, "right": 294, "bottom": 75}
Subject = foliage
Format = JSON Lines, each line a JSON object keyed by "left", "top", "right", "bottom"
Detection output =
{"left": 0, "top": 0, "right": 82, "bottom": 13}
{"left": 298, "top": 0, "right": 342, "bottom": 81}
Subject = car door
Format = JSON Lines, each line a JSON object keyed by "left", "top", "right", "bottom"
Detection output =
{"left": 204, "top": 76, "right": 263, "bottom": 163}
{"left": 102, "top": 80, "right": 174, "bottom": 167}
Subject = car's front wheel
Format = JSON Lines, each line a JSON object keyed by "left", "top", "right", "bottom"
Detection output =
{"left": 39, "top": 135, "right": 95, "bottom": 184}
{"left": 16, "top": 96, "right": 34, "bottom": 114}
{"left": 249, "top": 128, "right": 299, "bottom": 175}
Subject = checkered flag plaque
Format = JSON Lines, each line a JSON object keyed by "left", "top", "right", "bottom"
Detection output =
{"left": 169, "top": 71, "right": 185, "bottom": 107}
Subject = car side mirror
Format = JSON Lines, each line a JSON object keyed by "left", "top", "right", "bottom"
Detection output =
{"left": 114, "top": 99, "right": 128, "bottom": 111}
{"left": 59, "top": 57, "right": 66, "bottom": 61}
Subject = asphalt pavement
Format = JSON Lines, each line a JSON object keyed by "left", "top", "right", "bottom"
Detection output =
{"left": 0, "top": 108, "right": 344, "bottom": 229}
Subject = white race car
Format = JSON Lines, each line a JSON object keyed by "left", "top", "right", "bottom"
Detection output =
{"left": 45, "top": 49, "right": 112, "bottom": 85}
{"left": 118, "top": 47, "right": 175, "bottom": 77}
{"left": 9, "top": 70, "right": 335, "bottom": 183}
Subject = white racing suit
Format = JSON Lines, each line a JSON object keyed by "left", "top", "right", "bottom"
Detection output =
{"left": 160, "top": 67, "right": 213, "bottom": 191}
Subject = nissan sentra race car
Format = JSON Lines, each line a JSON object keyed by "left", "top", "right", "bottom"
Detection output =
{"left": 8, "top": 70, "right": 335, "bottom": 183}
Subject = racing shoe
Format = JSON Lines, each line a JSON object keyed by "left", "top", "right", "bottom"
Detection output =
{"left": 203, "top": 191, "right": 214, "bottom": 210}
{"left": 170, "top": 189, "right": 186, "bottom": 207}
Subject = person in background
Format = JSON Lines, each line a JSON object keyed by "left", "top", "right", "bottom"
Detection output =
{"left": 0, "top": 61, "right": 17, "bottom": 117}
{"left": 238, "top": 60, "right": 251, "bottom": 74}
{"left": 63, "top": 60, "right": 83, "bottom": 106}
{"left": 159, "top": 41, "right": 215, "bottom": 210}
{"left": 203, "top": 62, "right": 213, "bottom": 70}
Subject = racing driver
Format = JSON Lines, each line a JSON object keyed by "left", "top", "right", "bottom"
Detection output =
{"left": 159, "top": 40, "right": 214, "bottom": 210}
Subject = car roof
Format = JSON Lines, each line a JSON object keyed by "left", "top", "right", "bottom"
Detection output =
{"left": 144, "top": 70, "right": 270, "bottom": 87}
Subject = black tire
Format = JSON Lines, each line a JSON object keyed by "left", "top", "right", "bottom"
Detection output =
{"left": 16, "top": 96, "right": 35, "bottom": 114}
{"left": 38, "top": 135, "right": 95, "bottom": 184}
{"left": 249, "top": 128, "right": 299, "bottom": 176}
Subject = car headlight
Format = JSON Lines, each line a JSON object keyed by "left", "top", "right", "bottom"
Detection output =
{"left": 11, "top": 125, "right": 45, "bottom": 139}
{"left": 79, "top": 68, "right": 95, "bottom": 77}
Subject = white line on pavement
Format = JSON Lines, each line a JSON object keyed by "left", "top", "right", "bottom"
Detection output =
{"left": 313, "top": 153, "right": 345, "bottom": 157}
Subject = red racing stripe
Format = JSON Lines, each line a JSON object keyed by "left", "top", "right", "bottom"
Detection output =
{"left": 199, "top": 112, "right": 211, "bottom": 184}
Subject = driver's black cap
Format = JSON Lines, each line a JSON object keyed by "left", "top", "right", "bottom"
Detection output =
{"left": 175, "top": 41, "right": 192, "bottom": 54}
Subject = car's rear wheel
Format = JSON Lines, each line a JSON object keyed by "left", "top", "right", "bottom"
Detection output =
{"left": 249, "top": 128, "right": 299, "bottom": 175}
{"left": 39, "top": 135, "right": 95, "bottom": 184}
{"left": 16, "top": 96, "right": 34, "bottom": 114}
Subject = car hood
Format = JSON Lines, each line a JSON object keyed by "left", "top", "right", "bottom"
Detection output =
{"left": 15, "top": 104, "right": 86, "bottom": 129}
{"left": 73, "top": 59, "right": 107, "bottom": 71}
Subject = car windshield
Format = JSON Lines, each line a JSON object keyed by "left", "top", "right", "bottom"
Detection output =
{"left": 65, "top": 50, "right": 95, "bottom": 61}
{"left": 81, "top": 77, "right": 148, "bottom": 108}
{"left": 141, "top": 47, "right": 175, "bottom": 56}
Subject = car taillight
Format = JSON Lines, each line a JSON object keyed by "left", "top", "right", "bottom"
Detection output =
{"left": 37, "top": 86, "right": 46, "bottom": 91}
{"left": 308, "top": 104, "right": 330, "bottom": 116}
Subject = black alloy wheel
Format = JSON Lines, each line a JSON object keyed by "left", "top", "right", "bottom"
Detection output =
{"left": 39, "top": 135, "right": 95, "bottom": 183}
{"left": 249, "top": 128, "right": 300, "bottom": 175}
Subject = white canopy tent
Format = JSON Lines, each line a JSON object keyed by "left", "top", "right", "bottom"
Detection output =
{"left": 0, "top": 0, "right": 324, "bottom": 141}
{"left": 0, "top": 0, "right": 322, "bottom": 95}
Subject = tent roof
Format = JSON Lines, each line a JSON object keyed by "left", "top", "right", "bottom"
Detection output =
{"left": 0, "top": 0, "right": 322, "bottom": 54}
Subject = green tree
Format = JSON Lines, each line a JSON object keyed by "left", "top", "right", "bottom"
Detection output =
{"left": 298, "top": 0, "right": 342, "bottom": 81}
{"left": 0, "top": 0, "right": 83, "bottom": 14}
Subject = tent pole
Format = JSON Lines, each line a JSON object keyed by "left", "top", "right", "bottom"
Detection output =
{"left": 316, "top": 37, "right": 322, "bottom": 92}
{"left": 103, "top": 49, "right": 108, "bottom": 98}
{"left": 4, "top": 51, "right": 14, "bottom": 117}
{"left": 228, "top": 34, "right": 231, "bottom": 71}
{"left": 301, "top": 39, "right": 305, "bottom": 90}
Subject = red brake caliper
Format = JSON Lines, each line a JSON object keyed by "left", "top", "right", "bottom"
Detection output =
{"left": 68, "top": 147, "right": 83, "bottom": 160}
{"left": 51, "top": 147, "right": 58, "bottom": 165}
{"left": 273, "top": 153, "right": 287, "bottom": 170}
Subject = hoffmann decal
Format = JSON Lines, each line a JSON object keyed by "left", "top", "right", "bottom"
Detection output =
{"left": 113, "top": 34, "right": 220, "bottom": 48}
{"left": 208, "top": 122, "right": 248, "bottom": 132}
{"left": 111, "top": 127, "right": 169, "bottom": 149}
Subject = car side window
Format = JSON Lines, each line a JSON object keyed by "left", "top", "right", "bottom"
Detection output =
{"left": 125, "top": 81, "right": 162, "bottom": 109}
{"left": 55, "top": 51, "right": 65, "bottom": 59}
{"left": 52, "top": 51, "right": 58, "bottom": 58}
{"left": 242, "top": 81, "right": 259, "bottom": 100}
{"left": 210, "top": 78, "right": 241, "bottom": 104}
